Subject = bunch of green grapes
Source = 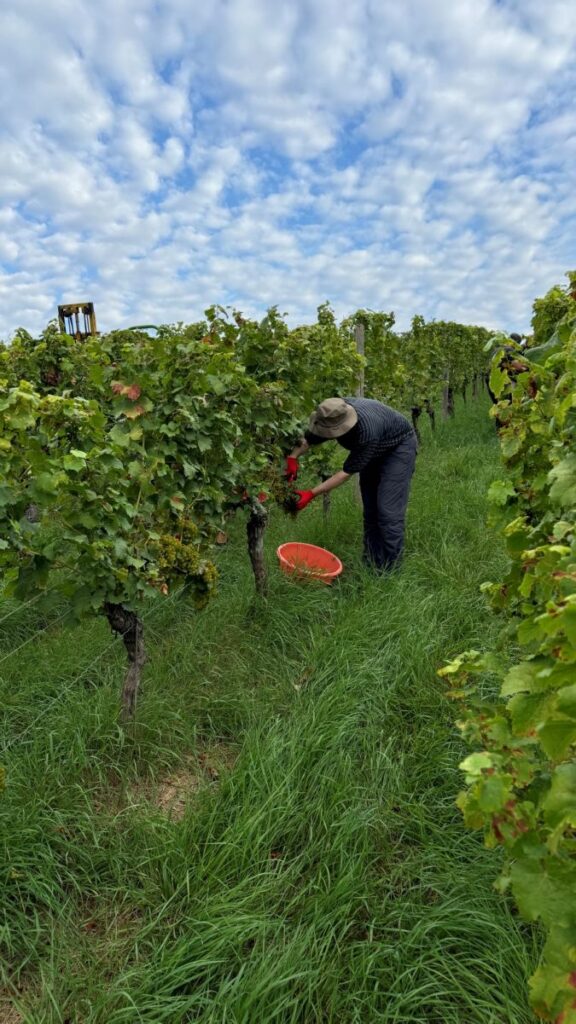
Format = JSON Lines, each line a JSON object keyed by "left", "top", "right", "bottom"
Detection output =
{"left": 156, "top": 534, "right": 218, "bottom": 606}
{"left": 263, "top": 465, "right": 300, "bottom": 517}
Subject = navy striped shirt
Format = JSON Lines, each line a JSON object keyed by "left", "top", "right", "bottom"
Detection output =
{"left": 338, "top": 398, "right": 415, "bottom": 474}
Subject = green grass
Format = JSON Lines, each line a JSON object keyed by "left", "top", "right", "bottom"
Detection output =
{"left": 0, "top": 399, "right": 539, "bottom": 1023}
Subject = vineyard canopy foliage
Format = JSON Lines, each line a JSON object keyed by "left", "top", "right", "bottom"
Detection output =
{"left": 441, "top": 273, "right": 576, "bottom": 1024}
{"left": 0, "top": 305, "right": 489, "bottom": 621}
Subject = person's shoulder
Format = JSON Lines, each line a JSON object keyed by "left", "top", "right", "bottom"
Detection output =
{"left": 353, "top": 397, "right": 385, "bottom": 410}
{"left": 345, "top": 396, "right": 397, "bottom": 415}
{"left": 366, "top": 398, "right": 397, "bottom": 415}
{"left": 343, "top": 396, "right": 373, "bottom": 413}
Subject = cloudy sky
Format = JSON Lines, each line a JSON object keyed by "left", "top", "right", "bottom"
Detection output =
{"left": 1, "top": 0, "right": 575, "bottom": 339}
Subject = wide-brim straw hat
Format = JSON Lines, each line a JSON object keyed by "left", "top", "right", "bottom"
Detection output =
{"left": 308, "top": 398, "right": 358, "bottom": 439}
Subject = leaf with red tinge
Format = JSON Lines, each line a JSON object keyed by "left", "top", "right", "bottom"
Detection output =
{"left": 555, "top": 1000, "right": 576, "bottom": 1024}
{"left": 112, "top": 380, "right": 142, "bottom": 401}
{"left": 124, "top": 404, "right": 145, "bottom": 419}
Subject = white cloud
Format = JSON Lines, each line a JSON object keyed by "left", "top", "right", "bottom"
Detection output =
{"left": 0, "top": 0, "right": 575, "bottom": 339}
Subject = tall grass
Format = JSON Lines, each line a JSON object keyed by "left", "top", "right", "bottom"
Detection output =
{"left": 0, "top": 399, "right": 538, "bottom": 1022}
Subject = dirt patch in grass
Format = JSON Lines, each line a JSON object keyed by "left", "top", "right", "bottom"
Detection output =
{"left": 154, "top": 763, "right": 204, "bottom": 819}
{"left": 0, "top": 996, "right": 24, "bottom": 1024}
{"left": 154, "top": 742, "right": 238, "bottom": 820}
{"left": 92, "top": 740, "right": 239, "bottom": 821}
{"left": 0, "top": 1009, "right": 23, "bottom": 1024}
{"left": 78, "top": 904, "right": 144, "bottom": 942}
{"left": 130, "top": 741, "right": 239, "bottom": 821}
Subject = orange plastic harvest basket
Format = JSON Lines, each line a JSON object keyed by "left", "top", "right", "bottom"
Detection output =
{"left": 276, "top": 542, "right": 343, "bottom": 584}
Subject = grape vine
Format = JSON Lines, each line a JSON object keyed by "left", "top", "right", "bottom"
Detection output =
{"left": 0, "top": 303, "right": 489, "bottom": 720}
{"left": 440, "top": 274, "right": 576, "bottom": 1023}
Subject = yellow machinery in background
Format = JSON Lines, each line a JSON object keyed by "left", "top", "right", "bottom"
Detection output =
{"left": 57, "top": 302, "right": 97, "bottom": 341}
{"left": 57, "top": 303, "right": 160, "bottom": 339}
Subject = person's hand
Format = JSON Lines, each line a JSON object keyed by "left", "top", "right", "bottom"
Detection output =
{"left": 295, "top": 489, "right": 315, "bottom": 511}
{"left": 285, "top": 456, "right": 299, "bottom": 482}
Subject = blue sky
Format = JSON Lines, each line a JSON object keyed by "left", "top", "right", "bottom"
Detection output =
{"left": 0, "top": 0, "right": 575, "bottom": 338}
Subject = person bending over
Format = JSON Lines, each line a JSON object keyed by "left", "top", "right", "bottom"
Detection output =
{"left": 286, "top": 397, "right": 417, "bottom": 572}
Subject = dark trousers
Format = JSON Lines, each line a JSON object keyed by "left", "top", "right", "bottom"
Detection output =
{"left": 359, "top": 435, "right": 417, "bottom": 571}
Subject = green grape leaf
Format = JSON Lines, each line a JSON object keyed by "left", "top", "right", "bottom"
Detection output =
{"left": 489, "top": 361, "right": 508, "bottom": 399}
{"left": 538, "top": 720, "right": 576, "bottom": 761}
{"left": 542, "top": 764, "right": 576, "bottom": 831}
{"left": 511, "top": 858, "right": 576, "bottom": 927}
{"left": 488, "top": 479, "right": 516, "bottom": 506}
{"left": 549, "top": 455, "right": 576, "bottom": 508}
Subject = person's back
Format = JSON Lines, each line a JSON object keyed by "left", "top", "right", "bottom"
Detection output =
{"left": 338, "top": 397, "right": 414, "bottom": 475}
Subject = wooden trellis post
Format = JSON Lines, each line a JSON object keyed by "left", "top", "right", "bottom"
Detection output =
{"left": 355, "top": 322, "right": 365, "bottom": 398}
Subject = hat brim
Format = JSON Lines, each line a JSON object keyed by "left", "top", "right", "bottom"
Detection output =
{"left": 308, "top": 404, "right": 358, "bottom": 439}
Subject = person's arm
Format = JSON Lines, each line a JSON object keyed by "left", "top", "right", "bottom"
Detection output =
{"left": 284, "top": 439, "right": 309, "bottom": 482}
{"left": 310, "top": 470, "right": 350, "bottom": 496}
{"left": 295, "top": 470, "right": 351, "bottom": 511}
{"left": 290, "top": 439, "right": 309, "bottom": 459}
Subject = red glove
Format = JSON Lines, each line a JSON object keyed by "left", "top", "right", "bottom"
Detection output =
{"left": 295, "top": 489, "right": 315, "bottom": 511}
{"left": 285, "top": 456, "right": 299, "bottom": 482}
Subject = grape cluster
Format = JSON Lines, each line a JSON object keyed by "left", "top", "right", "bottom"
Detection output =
{"left": 156, "top": 534, "right": 218, "bottom": 607}
{"left": 176, "top": 516, "right": 199, "bottom": 544}
{"left": 157, "top": 534, "right": 202, "bottom": 575}
{"left": 190, "top": 559, "right": 218, "bottom": 609}
{"left": 265, "top": 467, "right": 299, "bottom": 517}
